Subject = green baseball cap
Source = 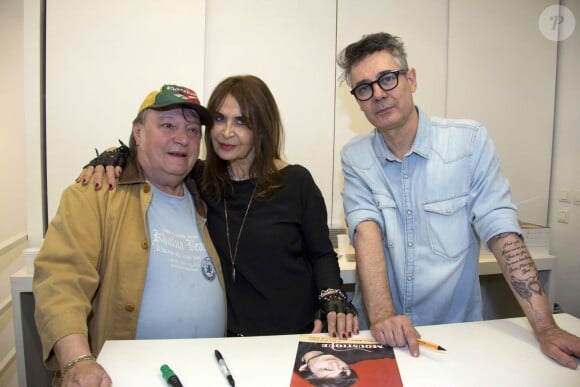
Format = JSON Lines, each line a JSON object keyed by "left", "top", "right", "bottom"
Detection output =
{"left": 138, "top": 84, "right": 212, "bottom": 125}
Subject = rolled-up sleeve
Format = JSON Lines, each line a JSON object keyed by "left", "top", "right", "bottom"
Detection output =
{"left": 340, "top": 137, "right": 386, "bottom": 242}
{"left": 468, "top": 124, "right": 521, "bottom": 244}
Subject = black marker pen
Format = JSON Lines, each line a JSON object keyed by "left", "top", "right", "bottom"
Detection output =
{"left": 215, "top": 349, "right": 235, "bottom": 386}
{"left": 160, "top": 364, "right": 184, "bottom": 387}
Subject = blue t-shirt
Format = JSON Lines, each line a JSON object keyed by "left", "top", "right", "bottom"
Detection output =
{"left": 136, "top": 183, "right": 225, "bottom": 339}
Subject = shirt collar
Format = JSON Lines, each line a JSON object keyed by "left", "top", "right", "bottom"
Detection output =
{"left": 413, "top": 106, "right": 431, "bottom": 159}
{"left": 372, "top": 106, "right": 432, "bottom": 163}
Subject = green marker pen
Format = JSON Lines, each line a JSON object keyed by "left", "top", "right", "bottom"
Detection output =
{"left": 160, "top": 364, "right": 184, "bottom": 387}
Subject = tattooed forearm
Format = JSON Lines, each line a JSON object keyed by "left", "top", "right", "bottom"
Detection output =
{"left": 510, "top": 276, "right": 544, "bottom": 300}
{"left": 493, "top": 232, "right": 544, "bottom": 303}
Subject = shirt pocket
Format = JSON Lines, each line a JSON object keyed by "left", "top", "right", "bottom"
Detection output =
{"left": 423, "top": 195, "right": 470, "bottom": 259}
{"left": 372, "top": 193, "right": 397, "bottom": 247}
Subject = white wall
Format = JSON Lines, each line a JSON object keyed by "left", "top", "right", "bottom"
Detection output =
{"left": 0, "top": 0, "right": 28, "bottom": 385}
{"left": 447, "top": 0, "right": 557, "bottom": 226}
{"left": 45, "top": 0, "right": 207, "bottom": 221}
{"left": 549, "top": 0, "right": 580, "bottom": 318}
{"left": 0, "top": 0, "right": 27, "bottom": 242}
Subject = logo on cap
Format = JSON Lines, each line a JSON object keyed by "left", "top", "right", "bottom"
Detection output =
{"left": 162, "top": 85, "right": 202, "bottom": 105}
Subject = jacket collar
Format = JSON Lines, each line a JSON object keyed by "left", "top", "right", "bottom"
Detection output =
{"left": 118, "top": 156, "right": 146, "bottom": 185}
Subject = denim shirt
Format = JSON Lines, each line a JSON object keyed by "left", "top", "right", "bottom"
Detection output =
{"left": 341, "top": 107, "right": 521, "bottom": 327}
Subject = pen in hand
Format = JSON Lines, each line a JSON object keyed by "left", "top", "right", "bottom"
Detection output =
{"left": 417, "top": 338, "right": 446, "bottom": 352}
{"left": 160, "top": 364, "right": 184, "bottom": 387}
{"left": 215, "top": 349, "right": 235, "bottom": 387}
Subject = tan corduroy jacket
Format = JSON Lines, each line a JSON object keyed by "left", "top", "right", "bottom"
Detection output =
{"left": 33, "top": 157, "right": 225, "bottom": 371}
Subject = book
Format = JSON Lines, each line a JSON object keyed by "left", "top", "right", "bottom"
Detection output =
{"left": 289, "top": 335, "right": 403, "bottom": 387}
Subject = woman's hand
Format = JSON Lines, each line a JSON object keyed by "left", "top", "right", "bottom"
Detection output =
{"left": 76, "top": 165, "right": 122, "bottom": 190}
{"left": 75, "top": 141, "right": 129, "bottom": 190}
{"left": 313, "top": 289, "right": 359, "bottom": 339}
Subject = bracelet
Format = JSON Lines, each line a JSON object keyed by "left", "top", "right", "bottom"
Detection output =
{"left": 318, "top": 288, "right": 347, "bottom": 301}
{"left": 62, "top": 354, "right": 96, "bottom": 376}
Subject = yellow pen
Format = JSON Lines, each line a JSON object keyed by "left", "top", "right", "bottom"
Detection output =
{"left": 417, "top": 338, "right": 446, "bottom": 351}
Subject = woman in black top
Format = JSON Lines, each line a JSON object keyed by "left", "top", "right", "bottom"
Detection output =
{"left": 199, "top": 75, "right": 356, "bottom": 336}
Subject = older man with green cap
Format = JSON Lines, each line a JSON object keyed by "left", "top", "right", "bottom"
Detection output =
{"left": 33, "top": 84, "right": 226, "bottom": 387}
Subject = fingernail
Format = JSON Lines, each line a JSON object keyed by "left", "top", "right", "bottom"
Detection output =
{"left": 81, "top": 179, "right": 86, "bottom": 184}
{"left": 109, "top": 183, "right": 113, "bottom": 190}
{"left": 348, "top": 332, "right": 352, "bottom": 338}
{"left": 332, "top": 332, "right": 337, "bottom": 338}
{"left": 95, "top": 183, "right": 100, "bottom": 189}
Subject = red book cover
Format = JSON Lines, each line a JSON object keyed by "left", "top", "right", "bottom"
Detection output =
{"left": 289, "top": 335, "right": 403, "bottom": 387}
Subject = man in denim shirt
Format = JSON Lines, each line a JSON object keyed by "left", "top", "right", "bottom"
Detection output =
{"left": 337, "top": 32, "right": 580, "bottom": 369}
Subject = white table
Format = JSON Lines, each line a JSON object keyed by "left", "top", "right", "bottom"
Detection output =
{"left": 97, "top": 313, "right": 580, "bottom": 387}
{"left": 10, "top": 250, "right": 559, "bottom": 387}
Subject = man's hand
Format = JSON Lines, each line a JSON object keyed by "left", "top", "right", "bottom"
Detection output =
{"left": 62, "top": 359, "right": 112, "bottom": 387}
{"left": 370, "top": 315, "right": 421, "bottom": 357}
{"left": 537, "top": 326, "right": 580, "bottom": 369}
{"left": 55, "top": 334, "right": 112, "bottom": 387}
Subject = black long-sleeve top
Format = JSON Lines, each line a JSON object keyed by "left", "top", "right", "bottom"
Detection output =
{"left": 199, "top": 163, "right": 342, "bottom": 335}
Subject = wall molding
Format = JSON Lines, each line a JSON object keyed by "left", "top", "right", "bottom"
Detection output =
{"left": 0, "top": 347, "right": 16, "bottom": 378}
{"left": 0, "top": 233, "right": 28, "bottom": 257}
{"left": 0, "top": 296, "right": 11, "bottom": 318}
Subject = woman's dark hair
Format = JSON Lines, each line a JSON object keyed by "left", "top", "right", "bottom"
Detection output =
{"left": 202, "top": 75, "right": 285, "bottom": 201}
{"left": 296, "top": 367, "right": 358, "bottom": 387}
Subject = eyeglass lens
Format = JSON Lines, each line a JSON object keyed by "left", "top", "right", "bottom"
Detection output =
{"left": 353, "top": 71, "right": 401, "bottom": 101}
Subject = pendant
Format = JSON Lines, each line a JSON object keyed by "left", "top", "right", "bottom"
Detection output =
{"left": 232, "top": 267, "right": 236, "bottom": 281}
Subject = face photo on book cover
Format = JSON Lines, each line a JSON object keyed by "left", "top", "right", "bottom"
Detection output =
{"left": 290, "top": 337, "right": 403, "bottom": 387}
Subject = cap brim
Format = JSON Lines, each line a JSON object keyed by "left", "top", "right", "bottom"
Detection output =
{"left": 148, "top": 102, "right": 212, "bottom": 126}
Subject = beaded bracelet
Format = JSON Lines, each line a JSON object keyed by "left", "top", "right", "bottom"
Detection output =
{"left": 62, "top": 354, "right": 96, "bottom": 376}
{"left": 318, "top": 288, "right": 347, "bottom": 301}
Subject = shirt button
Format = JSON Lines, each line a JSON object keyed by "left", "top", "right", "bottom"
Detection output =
{"left": 446, "top": 208, "right": 452, "bottom": 214}
{"left": 141, "top": 240, "right": 149, "bottom": 249}
{"left": 406, "top": 209, "right": 412, "bottom": 215}
{"left": 405, "top": 308, "right": 411, "bottom": 313}
{"left": 125, "top": 304, "right": 135, "bottom": 312}
{"left": 403, "top": 174, "right": 409, "bottom": 179}
{"left": 408, "top": 242, "right": 413, "bottom": 247}
{"left": 143, "top": 184, "right": 151, "bottom": 193}
{"left": 407, "top": 276, "right": 413, "bottom": 281}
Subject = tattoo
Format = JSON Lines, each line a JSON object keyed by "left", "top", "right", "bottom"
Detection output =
{"left": 511, "top": 278, "right": 532, "bottom": 299}
{"left": 494, "top": 232, "right": 522, "bottom": 242}
{"left": 495, "top": 233, "right": 544, "bottom": 304}
{"left": 510, "top": 276, "right": 543, "bottom": 301}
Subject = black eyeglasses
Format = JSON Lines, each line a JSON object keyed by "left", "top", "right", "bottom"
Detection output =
{"left": 350, "top": 70, "right": 407, "bottom": 101}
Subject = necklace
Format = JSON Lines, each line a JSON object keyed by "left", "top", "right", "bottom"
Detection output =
{"left": 224, "top": 183, "right": 258, "bottom": 281}
{"left": 227, "top": 165, "right": 254, "bottom": 181}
